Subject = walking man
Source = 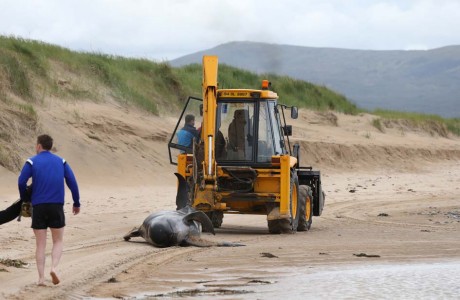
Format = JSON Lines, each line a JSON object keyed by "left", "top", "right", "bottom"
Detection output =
{"left": 18, "top": 134, "right": 80, "bottom": 286}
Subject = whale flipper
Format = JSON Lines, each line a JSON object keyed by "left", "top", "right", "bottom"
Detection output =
{"left": 183, "top": 211, "right": 215, "bottom": 235}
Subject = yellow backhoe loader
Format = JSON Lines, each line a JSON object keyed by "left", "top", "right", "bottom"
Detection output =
{"left": 168, "top": 56, "right": 324, "bottom": 233}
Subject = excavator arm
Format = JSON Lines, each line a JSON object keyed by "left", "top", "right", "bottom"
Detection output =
{"left": 201, "top": 55, "right": 218, "bottom": 180}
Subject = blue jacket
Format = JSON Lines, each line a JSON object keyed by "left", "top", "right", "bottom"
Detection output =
{"left": 177, "top": 124, "right": 199, "bottom": 148}
{"left": 18, "top": 151, "right": 80, "bottom": 207}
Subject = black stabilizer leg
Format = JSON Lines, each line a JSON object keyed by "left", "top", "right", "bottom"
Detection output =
{"left": 175, "top": 173, "right": 189, "bottom": 210}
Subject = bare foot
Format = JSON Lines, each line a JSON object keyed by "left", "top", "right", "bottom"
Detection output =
{"left": 37, "top": 282, "right": 47, "bottom": 287}
{"left": 50, "top": 271, "right": 60, "bottom": 285}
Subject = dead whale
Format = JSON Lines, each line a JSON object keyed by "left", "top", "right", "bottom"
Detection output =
{"left": 123, "top": 173, "right": 244, "bottom": 247}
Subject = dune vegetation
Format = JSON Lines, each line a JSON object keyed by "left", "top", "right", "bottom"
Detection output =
{"left": 0, "top": 35, "right": 458, "bottom": 149}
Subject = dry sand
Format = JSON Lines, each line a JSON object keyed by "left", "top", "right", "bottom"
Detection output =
{"left": 0, "top": 98, "right": 459, "bottom": 299}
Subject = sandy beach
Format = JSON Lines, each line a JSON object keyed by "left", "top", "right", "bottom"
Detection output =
{"left": 0, "top": 99, "right": 459, "bottom": 299}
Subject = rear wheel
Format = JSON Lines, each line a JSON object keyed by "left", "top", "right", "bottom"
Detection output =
{"left": 297, "top": 185, "right": 313, "bottom": 231}
{"left": 290, "top": 171, "right": 300, "bottom": 231}
{"left": 313, "top": 184, "right": 325, "bottom": 216}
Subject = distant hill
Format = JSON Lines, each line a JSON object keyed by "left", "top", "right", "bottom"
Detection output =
{"left": 170, "top": 42, "right": 460, "bottom": 118}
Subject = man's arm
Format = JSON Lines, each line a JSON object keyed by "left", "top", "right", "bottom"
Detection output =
{"left": 18, "top": 161, "right": 32, "bottom": 200}
{"left": 64, "top": 163, "right": 80, "bottom": 207}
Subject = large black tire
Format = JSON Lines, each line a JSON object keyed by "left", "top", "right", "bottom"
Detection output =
{"left": 313, "top": 184, "right": 325, "bottom": 216}
{"left": 205, "top": 211, "right": 223, "bottom": 228}
{"left": 290, "top": 171, "right": 300, "bottom": 231}
{"left": 297, "top": 185, "right": 313, "bottom": 231}
{"left": 268, "top": 219, "right": 291, "bottom": 234}
{"left": 267, "top": 170, "right": 300, "bottom": 234}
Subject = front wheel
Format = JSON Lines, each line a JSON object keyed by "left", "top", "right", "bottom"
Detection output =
{"left": 297, "top": 185, "right": 313, "bottom": 231}
{"left": 268, "top": 219, "right": 291, "bottom": 234}
{"left": 290, "top": 171, "right": 300, "bottom": 231}
{"left": 205, "top": 211, "right": 224, "bottom": 228}
{"left": 267, "top": 170, "right": 300, "bottom": 234}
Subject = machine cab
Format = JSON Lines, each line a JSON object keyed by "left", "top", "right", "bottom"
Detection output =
{"left": 215, "top": 98, "right": 285, "bottom": 164}
{"left": 168, "top": 85, "right": 298, "bottom": 166}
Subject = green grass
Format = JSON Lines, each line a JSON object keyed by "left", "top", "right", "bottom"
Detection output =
{"left": 373, "top": 109, "right": 460, "bottom": 136}
{"left": 0, "top": 49, "right": 33, "bottom": 98}
{"left": 0, "top": 35, "right": 184, "bottom": 114}
{"left": 172, "top": 63, "right": 361, "bottom": 114}
{"left": 0, "top": 35, "right": 458, "bottom": 136}
{"left": 371, "top": 118, "right": 385, "bottom": 133}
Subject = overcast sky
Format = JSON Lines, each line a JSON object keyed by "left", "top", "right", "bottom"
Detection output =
{"left": 1, "top": 0, "right": 459, "bottom": 61}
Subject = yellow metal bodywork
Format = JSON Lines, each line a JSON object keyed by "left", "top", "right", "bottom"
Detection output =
{"left": 176, "top": 55, "right": 298, "bottom": 222}
{"left": 279, "top": 155, "right": 291, "bottom": 216}
{"left": 176, "top": 154, "right": 297, "bottom": 220}
{"left": 219, "top": 89, "right": 278, "bottom": 99}
{"left": 202, "top": 56, "right": 218, "bottom": 179}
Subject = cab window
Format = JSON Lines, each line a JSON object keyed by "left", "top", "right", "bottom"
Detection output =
{"left": 216, "top": 102, "right": 255, "bottom": 161}
{"left": 257, "top": 102, "right": 275, "bottom": 162}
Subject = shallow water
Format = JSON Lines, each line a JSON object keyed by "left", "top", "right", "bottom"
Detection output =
{"left": 140, "top": 261, "right": 460, "bottom": 299}
{"left": 254, "top": 261, "right": 460, "bottom": 300}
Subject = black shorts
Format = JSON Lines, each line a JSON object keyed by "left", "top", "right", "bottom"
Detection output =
{"left": 31, "top": 203, "right": 66, "bottom": 229}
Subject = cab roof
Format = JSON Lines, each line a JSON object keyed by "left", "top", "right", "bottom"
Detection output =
{"left": 217, "top": 88, "right": 278, "bottom": 100}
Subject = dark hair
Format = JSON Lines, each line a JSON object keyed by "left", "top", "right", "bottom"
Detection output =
{"left": 37, "top": 134, "right": 53, "bottom": 150}
{"left": 185, "top": 114, "right": 195, "bottom": 124}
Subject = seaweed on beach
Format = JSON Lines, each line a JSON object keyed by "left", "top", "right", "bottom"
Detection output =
{"left": 353, "top": 253, "right": 381, "bottom": 258}
{"left": 0, "top": 258, "right": 28, "bottom": 268}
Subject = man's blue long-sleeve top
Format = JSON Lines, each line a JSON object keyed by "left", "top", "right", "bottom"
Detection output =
{"left": 18, "top": 151, "right": 80, "bottom": 207}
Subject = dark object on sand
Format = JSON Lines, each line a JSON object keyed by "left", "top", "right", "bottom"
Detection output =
{"left": 0, "top": 186, "right": 32, "bottom": 225}
{"left": 260, "top": 252, "right": 278, "bottom": 258}
{"left": 353, "top": 253, "right": 381, "bottom": 258}
{"left": 123, "top": 173, "right": 244, "bottom": 248}
{"left": 0, "top": 199, "right": 22, "bottom": 225}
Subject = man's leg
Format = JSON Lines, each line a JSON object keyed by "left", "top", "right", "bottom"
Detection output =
{"left": 49, "top": 227, "right": 64, "bottom": 285}
{"left": 33, "top": 229, "right": 47, "bottom": 285}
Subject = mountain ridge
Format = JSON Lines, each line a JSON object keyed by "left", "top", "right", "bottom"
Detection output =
{"left": 170, "top": 41, "right": 460, "bottom": 118}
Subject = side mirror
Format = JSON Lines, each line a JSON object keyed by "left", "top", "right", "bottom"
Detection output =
{"left": 283, "top": 125, "right": 293, "bottom": 136}
{"left": 291, "top": 106, "right": 298, "bottom": 119}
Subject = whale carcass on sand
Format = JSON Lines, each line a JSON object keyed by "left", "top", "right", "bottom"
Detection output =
{"left": 123, "top": 173, "right": 244, "bottom": 248}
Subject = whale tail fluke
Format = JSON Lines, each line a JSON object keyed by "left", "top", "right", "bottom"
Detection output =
{"left": 123, "top": 227, "right": 141, "bottom": 241}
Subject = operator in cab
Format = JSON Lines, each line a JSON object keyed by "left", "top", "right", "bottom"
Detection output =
{"left": 177, "top": 114, "right": 199, "bottom": 151}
